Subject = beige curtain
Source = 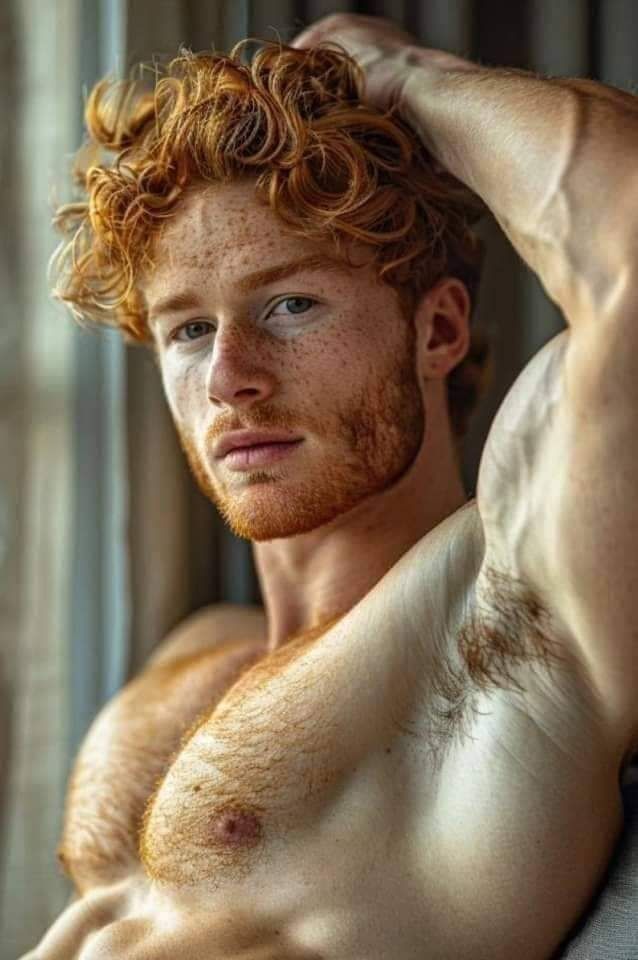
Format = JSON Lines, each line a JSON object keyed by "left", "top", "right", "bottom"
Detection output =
{"left": 0, "top": 1, "right": 80, "bottom": 957}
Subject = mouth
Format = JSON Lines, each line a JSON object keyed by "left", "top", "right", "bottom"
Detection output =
{"left": 223, "top": 439, "right": 304, "bottom": 470}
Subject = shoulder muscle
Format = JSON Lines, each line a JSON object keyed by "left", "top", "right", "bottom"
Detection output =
{"left": 57, "top": 604, "right": 266, "bottom": 893}
{"left": 146, "top": 603, "right": 267, "bottom": 669}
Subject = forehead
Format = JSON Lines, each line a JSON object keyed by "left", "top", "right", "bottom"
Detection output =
{"left": 140, "top": 179, "right": 386, "bottom": 322}
{"left": 147, "top": 179, "right": 323, "bottom": 282}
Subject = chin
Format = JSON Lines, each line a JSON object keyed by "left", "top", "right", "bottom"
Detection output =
{"left": 214, "top": 462, "right": 417, "bottom": 542}
{"left": 215, "top": 483, "right": 351, "bottom": 542}
{"left": 184, "top": 406, "right": 425, "bottom": 541}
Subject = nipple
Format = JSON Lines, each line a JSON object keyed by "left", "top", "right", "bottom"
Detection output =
{"left": 211, "top": 804, "right": 263, "bottom": 848}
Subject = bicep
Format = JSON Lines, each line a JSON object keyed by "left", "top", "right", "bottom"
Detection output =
{"left": 544, "top": 318, "right": 638, "bottom": 722}
{"left": 476, "top": 317, "right": 638, "bottom": 755}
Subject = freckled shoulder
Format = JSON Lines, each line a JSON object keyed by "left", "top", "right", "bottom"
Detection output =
{"left": 146, "top": 603, "right": 268, "bottom": 669}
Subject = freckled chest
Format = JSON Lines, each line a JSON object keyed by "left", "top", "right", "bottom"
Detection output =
{"left": 138, "top": 614, "right": 427, "bottom": 890}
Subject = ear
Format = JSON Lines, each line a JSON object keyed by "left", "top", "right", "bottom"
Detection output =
{"left": 414, "top": 277, "right": 471, "bottom": 381}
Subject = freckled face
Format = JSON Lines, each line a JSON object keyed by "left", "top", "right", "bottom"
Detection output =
{"left": 144, "top": 179, "right": 425, "bottom": 541}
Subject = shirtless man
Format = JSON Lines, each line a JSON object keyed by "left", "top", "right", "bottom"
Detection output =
{"left": 25, "top": 12, "right": 638, "bottom": 959}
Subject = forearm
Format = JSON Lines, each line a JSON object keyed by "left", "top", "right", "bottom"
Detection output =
{"left": 401, "top": 53, "right": 638, "bottom": 319}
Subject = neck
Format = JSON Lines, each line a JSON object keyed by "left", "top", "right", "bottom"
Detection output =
{"left": 252, "top": 389, "right": 467, "bottom": 650}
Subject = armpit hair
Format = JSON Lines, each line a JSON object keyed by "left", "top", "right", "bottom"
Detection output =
{"left": 458, "top": 563, "right": 569, "bottom": 694}
{"left": 409, "top": 564, "right": 570, "bottom": 765}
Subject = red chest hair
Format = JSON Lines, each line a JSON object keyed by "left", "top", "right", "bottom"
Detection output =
{"left": 57, "top": 638, "right": 264, "bottom": 894}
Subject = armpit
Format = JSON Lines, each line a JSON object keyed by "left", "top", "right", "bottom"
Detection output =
{"left": 460, "top": 564, "right": 570, "bottom": 696}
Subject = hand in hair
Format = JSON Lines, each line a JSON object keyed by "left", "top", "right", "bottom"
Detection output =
{"left": 293, "top": 13, "right": 473, "bottom": 125}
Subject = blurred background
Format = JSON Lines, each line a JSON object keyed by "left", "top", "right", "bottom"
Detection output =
{"left": 0, "top": 0, "right": 635, "bottom": 956}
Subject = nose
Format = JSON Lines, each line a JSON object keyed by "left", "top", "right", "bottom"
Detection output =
{"left": 206, "top": 326, "right": 276, "bottom": 409}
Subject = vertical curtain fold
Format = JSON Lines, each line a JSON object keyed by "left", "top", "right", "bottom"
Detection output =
{"left": 599, "top": 0, "right": 637, "bottom": 90}
{"left": 0, "top": 2, "right": 81, "bottom": 956}
{"left": 69, "top": 0, "right": 131, "bottom": 753}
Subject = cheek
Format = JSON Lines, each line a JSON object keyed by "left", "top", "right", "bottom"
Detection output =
{"left": 322, "top": 317, "right": 406, "bottom": 387}
{"left": 296, "top": 316, "right": 367, "bottom": 379}
{"left": 287, "top": 307, "right": 405, "bottom": 407}
{"left": 287, "top": 340, "right": 353, "bottom": 399}
{"left": 161, "top": 356, "right": 205, "bottom": 428}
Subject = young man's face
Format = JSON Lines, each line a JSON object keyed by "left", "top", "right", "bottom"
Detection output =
{"left": 143, "top": 179, "right": 426, "bottom": 541}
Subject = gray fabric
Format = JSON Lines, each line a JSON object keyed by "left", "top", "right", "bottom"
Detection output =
{"left": 555, "top": 760, "right": 638, "bottom": 959}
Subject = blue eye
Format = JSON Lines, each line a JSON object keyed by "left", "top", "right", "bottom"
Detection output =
{"left": 173, "top": 321, "right": 213, "bottom": 343}
{"left": 270, "top": 297, "right": 316, "bottom": 317}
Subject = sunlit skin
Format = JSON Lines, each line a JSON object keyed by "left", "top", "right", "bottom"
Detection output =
{"left": 142, "top": 178, "right": 472, "bottom": 650}
{"left": 25, "top": 10, "right": 638, "bottom": 957}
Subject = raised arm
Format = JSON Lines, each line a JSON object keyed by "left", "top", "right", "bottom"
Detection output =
{"left": 296, "top": 15, "right": 638, "bottom": 767}
{"left": 400, "top": 55, "right": 638, "bottom": 327}
{"left": 295, "top": 13, "right": 638, "bottom": 325}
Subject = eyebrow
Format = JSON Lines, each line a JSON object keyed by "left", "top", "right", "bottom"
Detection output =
{"left": 147, "top": 254, "right": 353, "bottom": 325}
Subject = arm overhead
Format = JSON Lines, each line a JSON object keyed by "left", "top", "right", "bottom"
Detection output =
{"left": 401, "top": 41, "right": 638, "bottom": 761}
{"left": 399, "top": 57, "right": 638, "bottom": 324}
{"left": 295, "top": 14, "right": 638, "bottom": 765}
{"left": 294, "top": 13, "right": 638, "bottom": 325}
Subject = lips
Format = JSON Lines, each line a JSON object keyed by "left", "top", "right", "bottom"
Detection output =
{"left": 214, "top": 430, "right": 302, "bottom": 459}
{"left": 222, "top": 439, "right": 304, "bottom": 469}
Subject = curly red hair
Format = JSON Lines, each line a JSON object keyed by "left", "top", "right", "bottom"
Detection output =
{"left": 50, "top": 40, "right": 492, "bottom": 438}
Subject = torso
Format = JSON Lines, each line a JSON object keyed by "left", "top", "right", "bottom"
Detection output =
{"left": 47, "top": 500, "right": 624, "bottom": 960}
